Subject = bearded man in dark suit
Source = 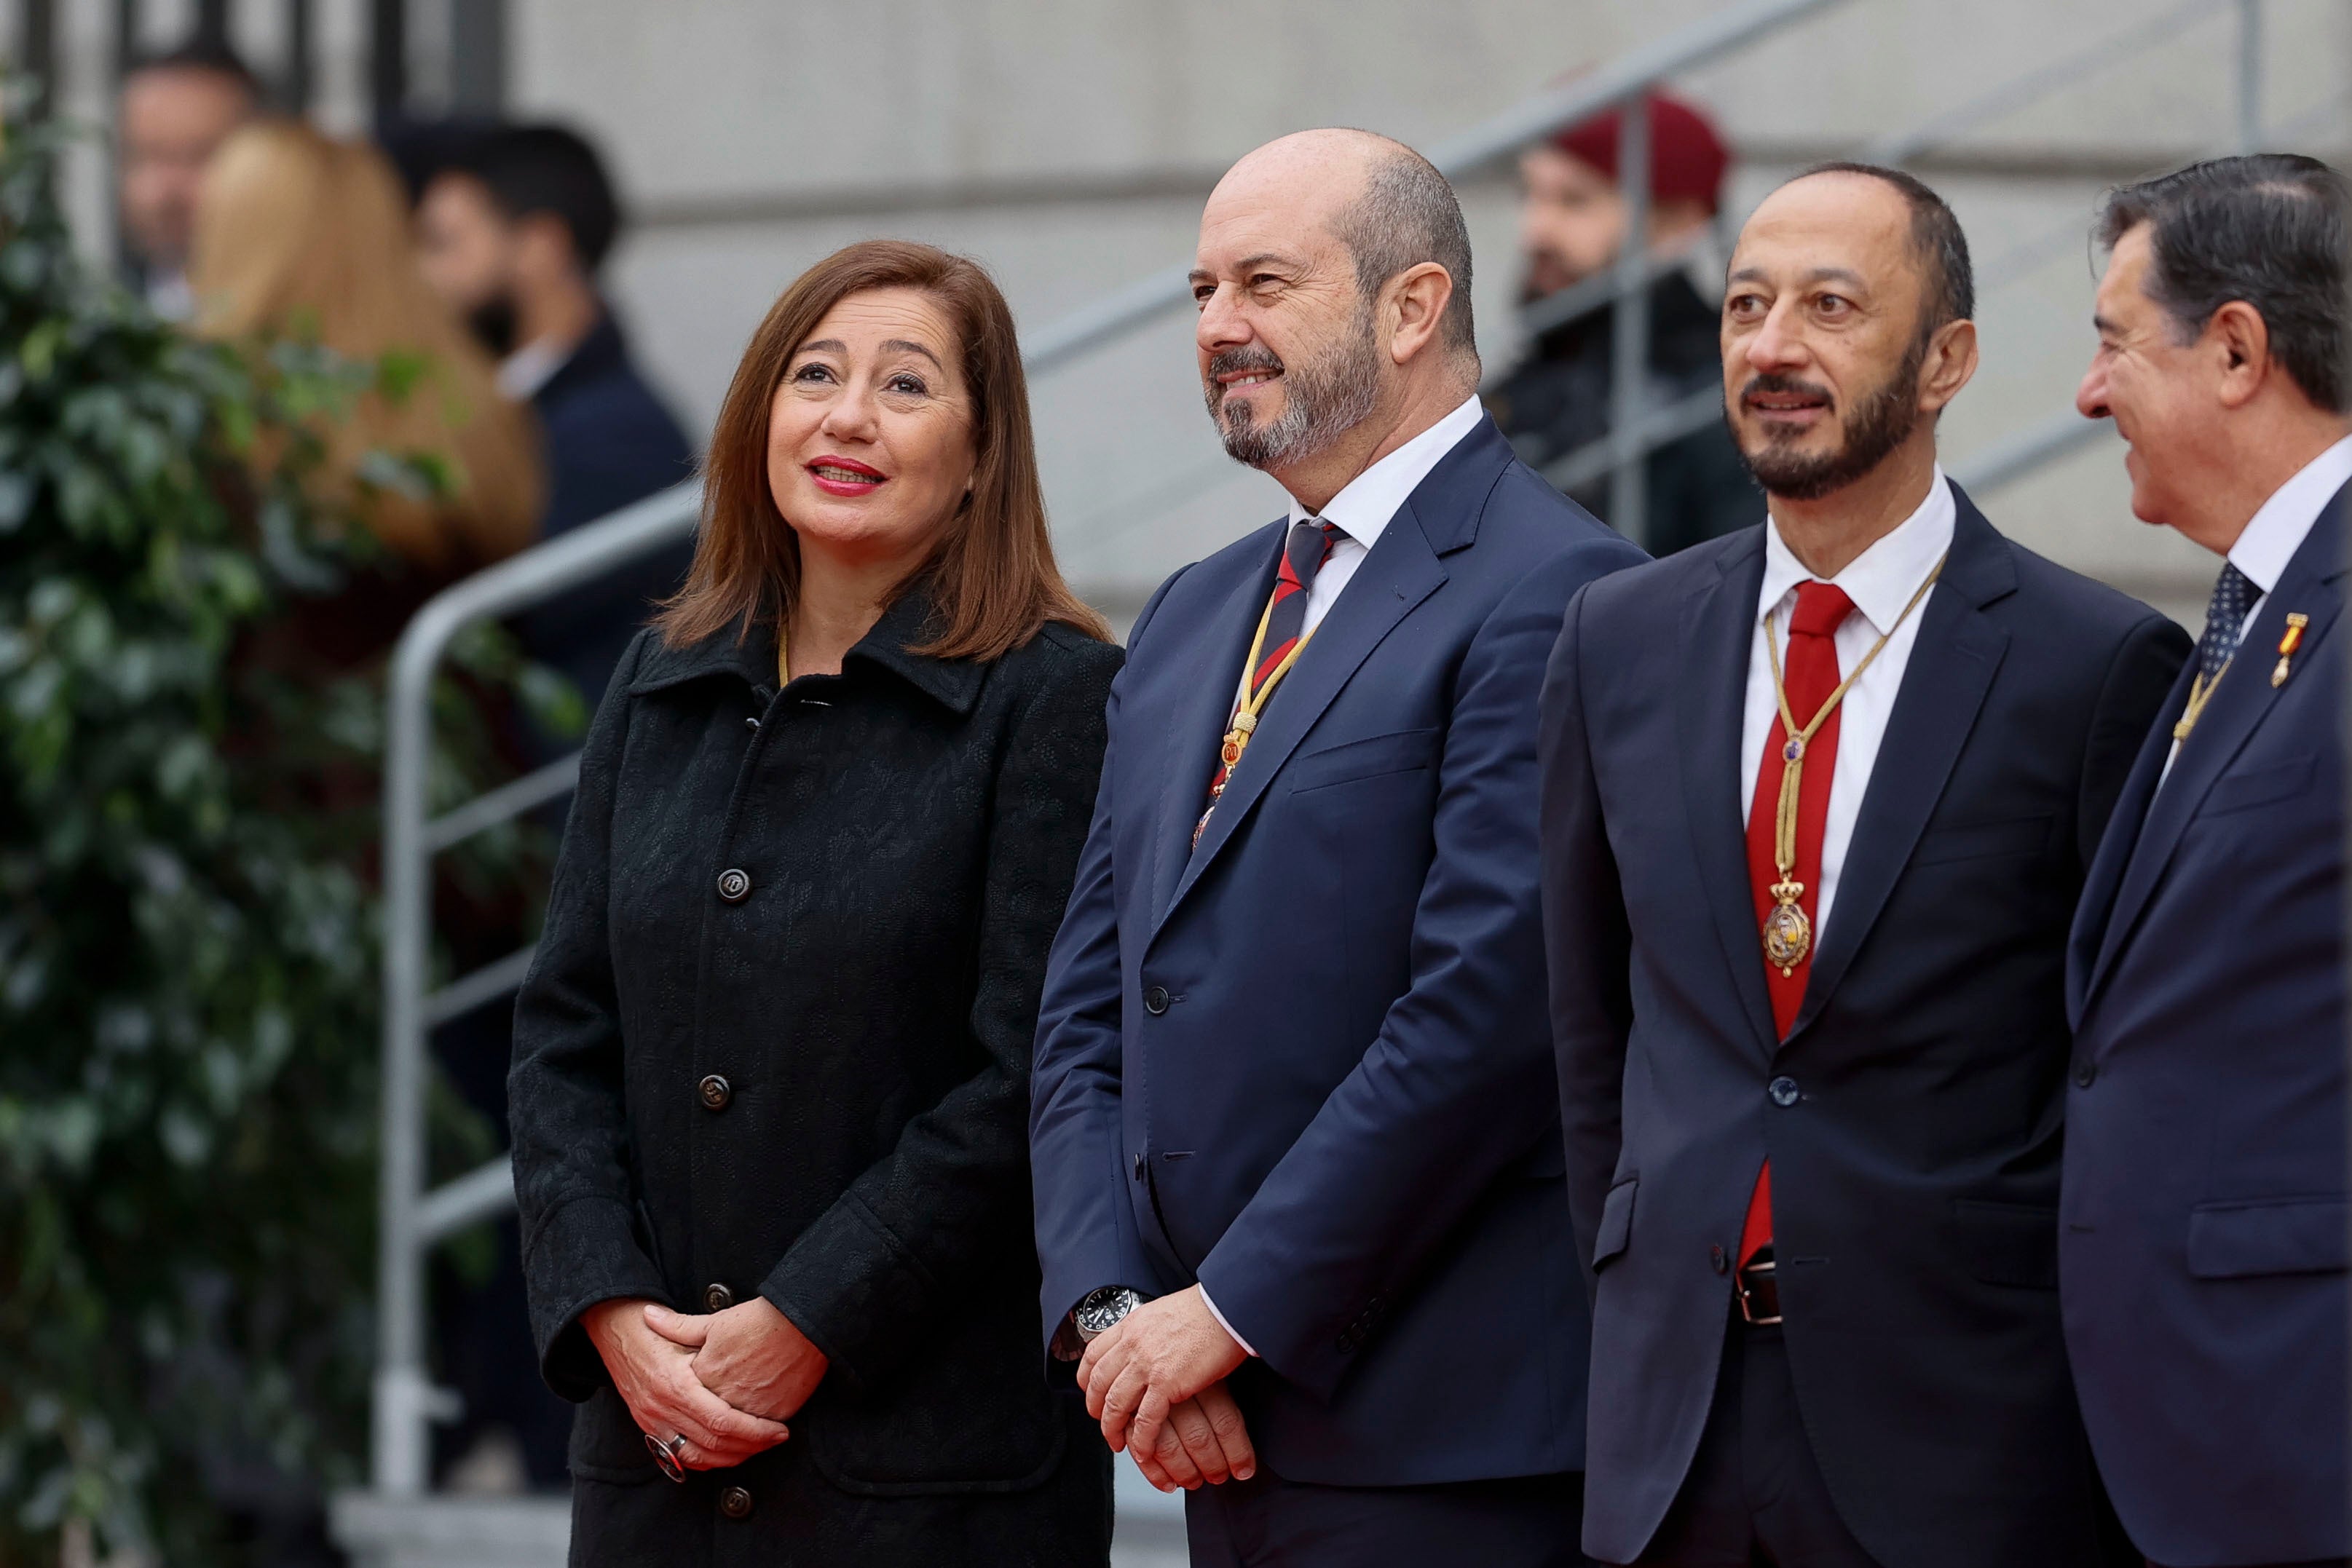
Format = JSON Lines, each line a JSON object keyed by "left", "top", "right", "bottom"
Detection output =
{"left": 1540, "top": 163, "right": 2187, "bottom": 1568}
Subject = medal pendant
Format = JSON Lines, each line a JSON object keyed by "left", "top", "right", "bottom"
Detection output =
{"left": 1761, "top": 884, "right": 1811, "bottom": 978}
{"left": 1220, "top": 734, "right": 1244, "bottom": 766}
{"left": 2273, "top": 657, "right": 2291, "bottom": 688}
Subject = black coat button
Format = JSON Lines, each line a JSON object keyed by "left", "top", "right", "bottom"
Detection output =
{"left": 704, "top": 1283, "right": 734, "bottom": 1312}
{"left": 1768, "top": 1076, "right": 1800, "bottom": 1108}
{"left": 2072, "top": 1059, "right": 2096, "bottom": 1088}
{"left": 698, "top": 1074, "right": 732, "bottom": 1111}
{"left": 717, "top": 868, "right": 751, "bottom": 903}
{"left": 1143, "top": 985, "right": 1170, "bottom": 1015}
{"left": 1710, "top": 1244, "right": 1729, "bottom": 1275}
{"left": 719, "top": 1485, "right": 753, "bottom": 1520}
{"left": 743, "top": 716, "right": 760, "bottom": 732}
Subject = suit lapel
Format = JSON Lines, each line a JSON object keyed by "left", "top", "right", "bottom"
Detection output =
{"left": 1148, "top": 530, "right": 1283, "bottom": 926}
{"left": 1791, "top": 495, "right": 2013, "bottom": 1035}
{"left": 2067, "top": 657, "right": 2193, "bottom": 1023}
{"left": 2083, "top": 493, "right": 2348, "bottom": 1011}
{"left": 1154, "top": 505, "right": 1448, "bottom": 936}
{"left": 1678, "top": 531, "right": 1780, "bottom": 1056}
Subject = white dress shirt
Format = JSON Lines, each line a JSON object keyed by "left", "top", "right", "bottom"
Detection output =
{"left": 2159, "top": 434, "right": 2352, "bottom": 782}
{"left": 1224, "top": 393, "right": 1489, "bottom": 714}
{"left": 1737, "top": 470, "right": 1956, "bottom": 946}
{"left": 1201, "top": 392, "right": 1487, "bottom": 1360}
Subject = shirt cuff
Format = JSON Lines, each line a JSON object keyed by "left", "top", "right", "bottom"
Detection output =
{"left": 1199, "top": 1285, "right": 1259, "bottom": 1359}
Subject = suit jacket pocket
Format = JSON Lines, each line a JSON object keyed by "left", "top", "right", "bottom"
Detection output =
{"left": 1911, "top": 815, "right": 2053, "bottom": 866}
{"left": 1952, "top": 1199, "right": 2059, "bottom": 1289}
{"left": 568, "top": 1384, "right": 661, "bottom": 1485}
{"left": 2187, "top": 1196, "right": 2350, "bottom": 1278}
{"left": 2202, "top": 754, "right": 2318, "bottom": 817}
{"left": 1288, "top": 726, "right": 1440, "bottom": 792}
{"left": 1593, "top": 1176, "right": 1638, "bottom": 1272}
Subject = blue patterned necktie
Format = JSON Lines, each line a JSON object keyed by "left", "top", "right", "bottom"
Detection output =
{"left": 2195, "top": 561, "right": 2257, "bottom": 686}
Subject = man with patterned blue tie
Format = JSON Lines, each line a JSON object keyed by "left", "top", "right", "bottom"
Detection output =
{"left": 1029, "top": 128, "right": 1643, "bottom": 1565}
{"left": 2065, "top": 154, "right": 2352, "bottom": 1568}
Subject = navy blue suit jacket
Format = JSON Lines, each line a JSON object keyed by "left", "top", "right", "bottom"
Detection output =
{"left": 517, "top": 312, "right": 696, "bottom": 709}
{"left": 2062, "top": 487, "right": 2351, "bottom": 1567}
{"left": 1030, "top": 415, "right": 1645, "bottom": 1485}
{"left": 1542, "top": 491, "right": 2187, "bottom": 1568}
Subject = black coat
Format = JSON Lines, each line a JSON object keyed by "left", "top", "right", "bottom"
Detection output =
{"left": 1486, "top": 272, "right": 1759, "bottom": 557}
{"left": 1541, "top": 491, "right": 2189, "bottom": 1568}
{"left": 508, "top": 591, "right": 1120, "bottom": 1567}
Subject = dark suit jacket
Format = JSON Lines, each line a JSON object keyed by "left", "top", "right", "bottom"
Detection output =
{"left": 516, "top": 311, "right": 696, "bottom": 710}
{"left": 2062, "top": 486, "right": 2351, "bottom": 1568}
{"left": 1541, "top": 488, "right": 2187, "bottom": 1568}
{"left": 1030, "top": 415, "right": 1646, "bottom": 1485}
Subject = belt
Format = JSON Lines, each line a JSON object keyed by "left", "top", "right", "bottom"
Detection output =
{"left": 1736, "top": 1248, "right": 1782, "bottom": 1326}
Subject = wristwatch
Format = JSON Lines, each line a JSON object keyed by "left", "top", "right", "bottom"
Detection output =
{"left": 1073, "top": 1285, "right": 1144, "bottom": 1344}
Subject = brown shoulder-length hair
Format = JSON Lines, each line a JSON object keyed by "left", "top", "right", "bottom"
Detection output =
{"left": 656, "top": 239, "right": 1108, "bottom": 659}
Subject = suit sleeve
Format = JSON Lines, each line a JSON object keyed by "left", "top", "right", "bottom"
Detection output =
{"left": 1193, "top": 536, "right": 1645, "bottom": 1398}
{"left": 757, "top": 639, "right": 1122, "bottom": 1391}
{"left": 2075, "top": 611, "right": 2193, "bottom": 867}
{"left": 1027, "top": 572, "right": 1186, "bottom": 1363}
{"left": 508, "top": 630, "right": 675, "bottom": 1401}
{"left": 1539, "top": 581, "right": 1636, "bottom": 1288}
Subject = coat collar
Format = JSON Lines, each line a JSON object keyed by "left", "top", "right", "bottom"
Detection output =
{"left": 1144, "top": 416, "right": 1512, "bottom": 934}
{"left": 626, "top": 584, "right": 988, "bottom": 715}
{"left": 2076, "top": 480, "right": 2350, "bottom": 1018}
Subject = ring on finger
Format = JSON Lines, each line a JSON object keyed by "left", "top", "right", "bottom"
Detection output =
{"left": 644, "top": 1430, "right": 690, "bottom": 1483}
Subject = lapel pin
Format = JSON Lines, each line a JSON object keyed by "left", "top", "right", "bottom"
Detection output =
{"left": 2272, "top": 612, "right": 2309, "bottom": 689}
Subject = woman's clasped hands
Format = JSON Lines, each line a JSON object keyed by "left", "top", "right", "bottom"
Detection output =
{"left": 583, "top": 1295, "right": 831, "bottom": 1474}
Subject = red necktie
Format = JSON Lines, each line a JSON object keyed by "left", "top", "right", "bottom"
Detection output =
{"left": 1738, "top": 580, "right": 1854, "bottom": 1269}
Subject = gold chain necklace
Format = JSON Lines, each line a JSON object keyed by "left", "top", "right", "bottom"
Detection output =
{"left": 1193, "top": 592, "right": 1317, "bottom": 844}
{"left": 1758, "top": 555, "right": 1946, "bottom": 978}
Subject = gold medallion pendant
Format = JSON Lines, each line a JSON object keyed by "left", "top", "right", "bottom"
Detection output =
{"left": 1762, "top": 882, "right": 1812, "bottom": 977}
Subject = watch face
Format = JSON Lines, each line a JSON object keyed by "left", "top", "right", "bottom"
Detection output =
{"left": 1077, "top": 1288, "right": 1138, "bottom": 1339}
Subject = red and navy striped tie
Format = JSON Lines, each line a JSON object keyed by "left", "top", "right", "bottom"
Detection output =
{"left": 1202, "top": 520, "right": 1340, "bottom": 809}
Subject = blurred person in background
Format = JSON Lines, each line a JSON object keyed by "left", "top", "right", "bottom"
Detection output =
{"left": 508, "top": 239, "right": 1118, "bottom": 1564}
{"left": 2064, "top": 154, "right": 2351, "bottom": 1568}
{"left": 1485, "top": 92, "right": 1756, "bottom": 555}
{"left": 190, "top": 118, "right": 541, "bottom": 616}
{"left": 192, "top": 118, "right": 557, "bottom": 1494}
{"left": 416, "top": 122, "right": 695, "bottom": 710}
{"left": 118, "top": 36, "right": 259, "bottom": 320}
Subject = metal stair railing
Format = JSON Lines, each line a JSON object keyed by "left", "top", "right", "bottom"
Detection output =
{"left": 1534, "top": 0, "right": 2284, "bottom": 512}
{"left": 361, "top": 0, "right": 1852, "bottom": 1503}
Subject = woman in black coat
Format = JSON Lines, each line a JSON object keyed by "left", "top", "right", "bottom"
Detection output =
{"left": 508, "top": 239, "right": 1119, "bottom": 1566}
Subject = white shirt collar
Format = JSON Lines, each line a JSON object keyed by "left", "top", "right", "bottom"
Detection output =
{"left": 1287, "top": 394, "right": 1487, "bottom": 545}
{"left": 1759, "top": 467, "right": 1957, "bottom": 635}
{"left": 2229, "top": 434, "right": 2352, "bottom": 596}
{"left": 497, "top": 336, "right": 573, "bottom": 401}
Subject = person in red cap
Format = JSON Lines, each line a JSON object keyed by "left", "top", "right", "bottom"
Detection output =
{"left": 1486, "top": 92, "right": 1757, "bottom": 555}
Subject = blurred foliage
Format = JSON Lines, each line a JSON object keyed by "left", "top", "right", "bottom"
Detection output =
{"left": 0, "top": 106, "right": 576, "bottom": 1562}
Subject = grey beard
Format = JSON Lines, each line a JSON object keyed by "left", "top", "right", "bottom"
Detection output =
{"left": 1209, "top": 304, "right": 1384, "bottom": 471}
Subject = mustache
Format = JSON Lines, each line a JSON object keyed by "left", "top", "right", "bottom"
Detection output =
{"left": 1206, "top": 346, "right": 1284, "bottom": 391}
{"left": 1737, "top": 373, "right": 1836, "bottom": 408}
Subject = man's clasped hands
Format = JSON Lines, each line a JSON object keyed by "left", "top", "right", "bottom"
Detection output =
{"left": 583, "top": 1281, "right": 1257, "bottom": 1492}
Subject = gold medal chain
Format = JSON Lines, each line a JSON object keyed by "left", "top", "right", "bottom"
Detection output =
{"left": 1759, "top": 555, "right": 1947, "bottom": 970}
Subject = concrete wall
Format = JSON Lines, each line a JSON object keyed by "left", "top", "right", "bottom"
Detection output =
{"left": 497, "top": 0, "right": 2349, "bottom": 620}
{"left": 16, "top": 0, "right": 2352, "bottom": 618}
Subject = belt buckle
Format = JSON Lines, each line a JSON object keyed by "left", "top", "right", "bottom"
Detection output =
{"left": 1736, "top": 1256, "right": 1783, "bottom": 1326}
